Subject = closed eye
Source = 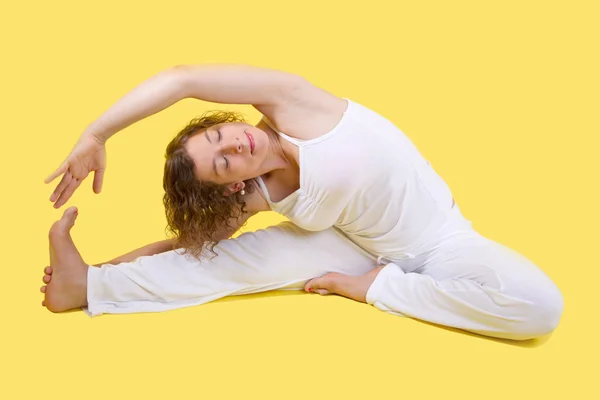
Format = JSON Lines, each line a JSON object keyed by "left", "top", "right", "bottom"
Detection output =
{"left": 217, "top": 129, "right": 228, "bottom": 170}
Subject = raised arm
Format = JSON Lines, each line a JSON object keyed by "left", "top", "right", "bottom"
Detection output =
{"left": 87, "top": 63, "right": 303, "bottom": 144}
{"left": 44, "top": 64, "right": 303, "bottom": 208}
{"left": 176, "top": 64, "right": 304, "bottom": 105}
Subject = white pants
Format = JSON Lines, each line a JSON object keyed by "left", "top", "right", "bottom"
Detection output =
{"left": 84, "top": 204, "right": 563, "bottom": 340}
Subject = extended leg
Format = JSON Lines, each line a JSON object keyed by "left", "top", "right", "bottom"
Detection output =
{"left": 81, "top": 219, "right": 376, "bottom": 316}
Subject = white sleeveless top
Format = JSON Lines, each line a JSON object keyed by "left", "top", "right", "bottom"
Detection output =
{"left": 255, "top": 98, "right": 457, "bottom": 262}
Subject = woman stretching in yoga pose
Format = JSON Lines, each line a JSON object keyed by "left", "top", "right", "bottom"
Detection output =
{"left": 41, "top": 64, "right": 564, "bottom": 340}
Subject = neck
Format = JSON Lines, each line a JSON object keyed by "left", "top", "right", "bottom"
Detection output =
{"left": 256, "top": 120, "right": 294, "bottom": 176}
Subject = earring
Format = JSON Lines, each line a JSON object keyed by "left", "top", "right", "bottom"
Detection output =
{"left": 240, "top": 189, "right": 245, "bottom": 195}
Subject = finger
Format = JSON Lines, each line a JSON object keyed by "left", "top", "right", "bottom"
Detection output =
{"left": 93, "top": 168, "right": 105, "bottom": 194}
{"left": 45, "top": 266, "right": 53, "bottom": 274}
{"left": 54, "top": 177, "right": 82, "bottom": 209}
{"left": 50, "top": 171, "right": 73, "bottom": 203}
{"left": 44, "top": 161, "right": 69, "bottom": 184}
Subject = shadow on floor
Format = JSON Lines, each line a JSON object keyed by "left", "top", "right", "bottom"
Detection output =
{"left": 213, "top": 290, "right": 553, "bottom": 348}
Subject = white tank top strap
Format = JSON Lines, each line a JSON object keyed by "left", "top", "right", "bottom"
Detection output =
{"left": 260, "top": 115, "right": 305, "bottom": 146}
{"left": 254, "top": 176, "right": 273, "bottom": 204}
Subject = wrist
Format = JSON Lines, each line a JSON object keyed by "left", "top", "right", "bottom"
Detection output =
{"left": 81, "top": 129, "right": 107, "bottom": 146}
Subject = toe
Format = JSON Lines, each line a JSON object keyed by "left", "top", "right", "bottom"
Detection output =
{"left": 51, "top": 206, "right": 79, "bottom": 236}
{"left": 304, "top": 280, "right": 312, "bottom": 292}
{"left": 42, "top": 300, "right": 46, "bottom": 307}
{"left": 64, "top": 205, "right": 78, "bottom": 217}
{"left": 40, "top": 286, "right": 46, "bottom": 293}
{"left": 62, "top": 206, "right": 79, "bottom": 226}
{"left": 304, "top": 278, "right": 318, "bottom": 292}
{"left": 305, "top": 276, "right": 331, "bottom": 295}
{"left": 45, "top": 266, "right": 53, "bottom": 274}
{"left": 43, "top": 275, "right": 51, "bottom": 284}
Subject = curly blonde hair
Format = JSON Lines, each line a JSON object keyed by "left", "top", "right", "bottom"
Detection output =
{"left": 162, "top": 110, "right": 256, "bottom": 261}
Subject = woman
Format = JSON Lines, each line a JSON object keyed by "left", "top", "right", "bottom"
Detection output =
{"left": 41, "top": 64, "right": 563, "bottom": 340}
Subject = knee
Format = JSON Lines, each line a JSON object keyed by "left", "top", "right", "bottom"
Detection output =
{"left": 512, "top": 288, "right": 564, "bottom": 340}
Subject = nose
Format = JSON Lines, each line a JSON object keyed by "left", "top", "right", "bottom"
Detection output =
{"left": 221, "top": 137, "right": 243, "bottom": 154}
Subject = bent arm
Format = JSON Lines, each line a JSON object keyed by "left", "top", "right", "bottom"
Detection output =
{"left": 92, "top": 238, "right": 180, "bottom": 267}
{"left": 83, "top": 64, "right": 303, "bottom": 144}
{"left": 211, "top": 210, "right": 258, "bottom": 242}
{"left": 93, "top": 210, "right": 258, "bottom": 267}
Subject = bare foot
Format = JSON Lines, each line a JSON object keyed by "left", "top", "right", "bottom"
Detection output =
{"left": 304, "top": 266, "right": 385, "bottom": 303}
{"left": 43, "top": 206, "right": 89, "bottom": 312}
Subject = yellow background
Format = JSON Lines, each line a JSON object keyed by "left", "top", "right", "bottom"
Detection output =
{"left": 1, "top": 0, "right": 598, "bottom": 399}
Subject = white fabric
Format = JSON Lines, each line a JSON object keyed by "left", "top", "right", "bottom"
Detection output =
{"left": 364, "top": 209, "right": 564, "bottom": 340}
{"left": 85, "top": 222, "right": 376, "bottom": 316}
{"left": 259, "top": 98, "right": 458, "bottom": 267}
{"left": 85, "top": 204, "right": 563, "bottom": 340}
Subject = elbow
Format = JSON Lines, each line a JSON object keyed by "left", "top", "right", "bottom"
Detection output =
{"left": 167, "top": 65, "right": 195, "bottom": 98}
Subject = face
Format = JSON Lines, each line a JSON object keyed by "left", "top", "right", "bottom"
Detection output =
{"left": 184, "top": 122, "right": 269, "bottom": 192}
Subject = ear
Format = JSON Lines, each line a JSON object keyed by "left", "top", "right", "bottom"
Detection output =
{"left": 223, "top": 181, "right": 245, "bottom": 196}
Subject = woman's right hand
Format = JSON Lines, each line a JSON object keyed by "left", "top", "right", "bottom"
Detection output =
{"left": 44, "top": 133, "right": 107, "bottom": 208}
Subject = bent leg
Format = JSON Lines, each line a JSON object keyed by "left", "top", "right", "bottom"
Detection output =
{"left": 85, "top": 222, "right": 376, "bottom": 316}
{"left": 365, "top": 234, "right": 564, "bottom": 340}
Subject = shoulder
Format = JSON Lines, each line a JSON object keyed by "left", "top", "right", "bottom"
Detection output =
{"left": 252, "top": 76, "right": 349, "bottom": 140}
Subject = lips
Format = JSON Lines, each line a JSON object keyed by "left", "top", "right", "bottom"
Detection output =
{"left": 246, "top": 132, "right": 255, "bottom": 154}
